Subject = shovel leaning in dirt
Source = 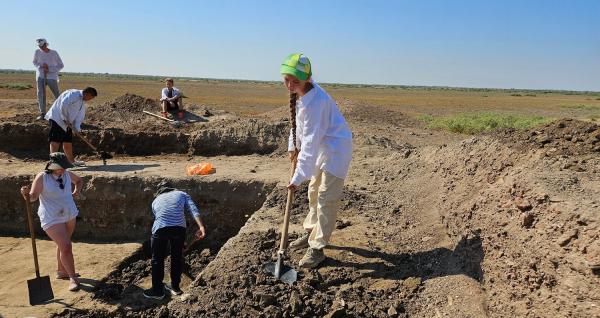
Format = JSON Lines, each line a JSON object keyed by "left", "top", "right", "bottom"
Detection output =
{"left": 23, "top": 193, "right": 54, "bottom": 305}
{"left": 74, "top": 131, "right": 112, "bottom": 165}
{"left": 264, "top": 159, "right": 298, "bottom": 285}
{"left": 142, "top": 110, "right": 182, "bottom": 128}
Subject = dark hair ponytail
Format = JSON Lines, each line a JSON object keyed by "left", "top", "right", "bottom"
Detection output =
{"left": 289, "top": 92, "right": 298, "bottom": 151}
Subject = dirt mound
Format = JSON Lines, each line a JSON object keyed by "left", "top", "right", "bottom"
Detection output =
{"left": 85, "top": 94, "right": 165, "bottom": 131}
{"left": 102, "top": 93, "right": 158, "bottom": 113}
{"left": 428, "top": 131, "right": 600, "bottom": 317}
{"left": 494, "top": 118, "right": 600, "bottom": 156}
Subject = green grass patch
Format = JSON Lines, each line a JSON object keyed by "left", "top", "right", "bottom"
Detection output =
{"left": 419, "top": 113, "right": 551, "bottom": 134}
{"left": 0, "top": 83, "right": 33, "bottom": 90}
{"left": 560, "top": 104, "right": 600, "bottom": 111}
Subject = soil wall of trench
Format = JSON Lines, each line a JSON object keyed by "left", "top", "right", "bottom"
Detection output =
{"left": 0, "top": 118, "right": 287, "bottom": 159}
{"left": 0, "top": 175, "right": 275, "bottom": 241}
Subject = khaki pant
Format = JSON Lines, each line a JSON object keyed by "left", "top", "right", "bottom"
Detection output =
{"left": 303, "top": 169, "right": 345, "bottom": 249}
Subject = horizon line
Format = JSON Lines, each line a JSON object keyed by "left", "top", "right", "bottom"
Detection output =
{"left": 1, "top": 68, "right": 598, "bottom": 95}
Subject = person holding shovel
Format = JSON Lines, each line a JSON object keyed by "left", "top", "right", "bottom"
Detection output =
{"left": 280, "top": 53, "right": 353, "bottom": 269}
{"left": 45, "top": 87, "right": 98, "bottom": 166}
{"left": 33, "top": 38, "right": 64, "bottom": 120}
{"left": 143, "top": 180, "right": 206, "bottom": 300}
{"left": 160, "top": 78, "right": 185, "bottom": 120}
{"left": 20, "top": 152, "right": 84, "bottom": 292}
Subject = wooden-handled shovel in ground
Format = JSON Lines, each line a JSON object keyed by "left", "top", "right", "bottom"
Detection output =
{"left": 264, "top": 158, "right": 298, "bottom": 284}
{"left": 73, "top": 131, "right": 112, "bottom": 165}
{"left": 23, "top": 193, "right": 54, "bottom": 305}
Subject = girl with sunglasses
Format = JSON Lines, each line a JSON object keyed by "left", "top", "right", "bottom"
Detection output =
{"left": 21, "top": 152, "right": 84, "bottom": 291}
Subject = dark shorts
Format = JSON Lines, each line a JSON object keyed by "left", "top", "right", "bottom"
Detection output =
{"left": 48, "top": 119, "right": 73, "bottom": 143}
{"left": 162, "top": 98, "right": 180, "bottom": 110}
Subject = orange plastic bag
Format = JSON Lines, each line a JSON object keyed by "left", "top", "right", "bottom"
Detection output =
{"left": 186, "top": 162, "right": 215, "bottom": 176}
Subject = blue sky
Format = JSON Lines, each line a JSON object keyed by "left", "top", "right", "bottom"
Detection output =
{"left": 1, "top": 1, "right": 599, "bottom": 91}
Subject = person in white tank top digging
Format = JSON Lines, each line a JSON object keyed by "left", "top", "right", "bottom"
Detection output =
{"left": 21, "top": 152, "right": 84, "bottom": 291}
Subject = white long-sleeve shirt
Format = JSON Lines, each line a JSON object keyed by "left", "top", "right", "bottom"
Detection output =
{"left": 32, "top": 49, "right": 64, "bottom": 80}
{"left": 288, "top": 83, "right": 352, "bottom": 186}
{"left": 161, "top": 87, "right": 181, "bottom": 101}
{"left": 45, "top": 89, "right": 86, "bottom": 132}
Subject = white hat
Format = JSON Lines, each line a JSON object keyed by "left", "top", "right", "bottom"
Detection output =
{"left": 36, "top": 38, "right": 48, "bottom": 47}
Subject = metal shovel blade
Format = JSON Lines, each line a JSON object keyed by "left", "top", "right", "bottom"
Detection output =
{"left": 264, "top": 255, "right": 297, "bottom": 285}
{"left": 27, "top": 275, "right": 54, "bottom": 305}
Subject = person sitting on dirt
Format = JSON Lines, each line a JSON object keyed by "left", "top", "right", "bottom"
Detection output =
{"left": 280, "top": 53, "right": 353, "bottom": 269}
{"left": 33, "top": 38, "right": 64, "bottom": 120}
{"left": 20, "top": 152, "right": 84, "bottom": 292}
{"left": 160, "top": 78, "right": 184, "bottom": 120}
{"left": 44, "top": 87, "right": 98, "bottom": 166}
{"left": 143, "top": 180, "right": 206, "bottom": 300}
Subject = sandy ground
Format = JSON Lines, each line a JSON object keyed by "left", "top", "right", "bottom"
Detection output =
{"left": 0, "top": 154, "right": 290, "bottom": 318}
{"left": 0, "top": 237, "right": 140, "bottom": 318}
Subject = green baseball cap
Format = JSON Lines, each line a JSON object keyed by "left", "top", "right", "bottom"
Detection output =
{"left": 280, "top": 53, "right": 312, "bottom": 81}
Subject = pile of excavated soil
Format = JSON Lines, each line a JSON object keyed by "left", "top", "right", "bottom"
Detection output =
{"left": 430, "top": 120, "right": 600, "bottom": 317}
{"left": 494, "top": 118, "right": 600, "bottom": 156}
{"left": 85, "top": 93, "right": 195, "bottom": 133}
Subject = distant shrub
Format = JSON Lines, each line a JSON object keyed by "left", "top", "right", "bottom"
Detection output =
{"left": 419, "top": 113, "right": 551, "bottom": 134}
{"left": 511, "top": 93, "right": 522, "bottom": 97}
{"left": 525, "top": 94, "right": 536, "bottom": 97}
{"left": 0, "top": 83, "right": 33, "bottom": 90}
{"left": 560, "top": 104, "right": 600, "bottom": 111}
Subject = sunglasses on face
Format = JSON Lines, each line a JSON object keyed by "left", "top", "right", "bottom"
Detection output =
{"left": 57, "top": 177, "right": 64, "bottom": 190}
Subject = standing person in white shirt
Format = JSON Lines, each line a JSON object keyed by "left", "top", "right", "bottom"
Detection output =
{"left": 45, "top": 87, "right": 98, "bottom": 166}
{"left": 33, "top": 38, "right": 64, "bottom": 120}
{"left": 281, "top": 53, "right": 353, "bottom": 269}
{"left": 160, "top": 78, "right": 185, "bottom": 119}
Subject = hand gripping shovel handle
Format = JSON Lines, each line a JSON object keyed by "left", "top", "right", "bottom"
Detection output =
{"left": 23, "top": 193, "right": 41, "bottom": 278}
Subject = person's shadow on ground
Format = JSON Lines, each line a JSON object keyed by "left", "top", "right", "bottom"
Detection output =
{"left": 326, "top": 234, "right": 484, "bottom": 283}
{"left": 180, "top": 110, "right": 207, "bottom": 123}
{"left": 73, "top": 163, "right": 159, "bottom": 173}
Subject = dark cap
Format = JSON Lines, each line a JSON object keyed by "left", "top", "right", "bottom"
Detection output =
{"left": 154, "top": 180, "right": 176, "bottom": 198}
{"left": 47, "top": 152, "right": 74, "bottom": 170}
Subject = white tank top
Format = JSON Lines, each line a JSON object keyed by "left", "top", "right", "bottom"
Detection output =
{"left": 38, "top": 172, "right": 79, "bottom": 218}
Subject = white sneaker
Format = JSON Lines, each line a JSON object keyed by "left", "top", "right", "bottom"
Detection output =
{"left": 73, "top": 160, "right": 86, "bottom": 167}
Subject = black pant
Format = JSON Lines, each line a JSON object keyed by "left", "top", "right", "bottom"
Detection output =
{"left": 151, "top": 226, "right": 186, "bottom": 293}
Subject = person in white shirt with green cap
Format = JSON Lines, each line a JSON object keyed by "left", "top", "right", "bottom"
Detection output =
{"left": 281, "top": 53, "right": 353, "bottom": 269}
{"left": 33, "top": 38, "right": 64, "bottom": 120}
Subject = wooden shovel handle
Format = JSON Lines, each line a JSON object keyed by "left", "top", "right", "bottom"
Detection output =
{"left": 23, "top": 193, "right": 41, "bottom": 278}
{"left": 278, "top": 158, "right": 298, "bottom": 251}
{"left": 74, "top": 131, "right": 98, "bottom": 152}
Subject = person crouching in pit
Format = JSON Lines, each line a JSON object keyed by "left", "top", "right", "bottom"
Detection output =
{"left": 20, "top": 152, "right": 84, "bottom": 291}
{"left": 143, "top": 180, "right": 206, "bottom": 300}
{"left": 280, "top": 53, "right": 353, "bottom": 269}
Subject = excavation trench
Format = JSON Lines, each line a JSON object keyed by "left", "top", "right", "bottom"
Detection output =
{"left": 0, "top": 118, "right": 287, "bottom": 159}
{"left": 0, "top": 175, "right": 275, "bottom": 313}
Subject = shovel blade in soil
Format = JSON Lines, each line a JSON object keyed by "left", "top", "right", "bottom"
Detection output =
{"left": 264, "top": 262, "right": 297, "bottom": 285}
{"left": 27, "top": 275, "right": 54, "bottom": 305}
